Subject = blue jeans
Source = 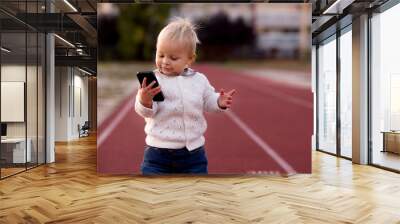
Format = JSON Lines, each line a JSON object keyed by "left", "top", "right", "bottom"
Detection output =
{"left": 140, "top": 145, "right": 208, "bottom": 175}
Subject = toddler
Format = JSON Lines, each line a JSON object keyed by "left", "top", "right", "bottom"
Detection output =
{"left": 135, "top": 17, "right": 236, "bottom": 175}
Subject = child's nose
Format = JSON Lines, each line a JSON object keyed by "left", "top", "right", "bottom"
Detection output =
{"left": 162, "top": 58, "right": 170, "bottom": 65}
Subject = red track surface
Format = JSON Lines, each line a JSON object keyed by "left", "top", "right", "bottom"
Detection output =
{"left": 98, "top": 64, "right": 313, "bottom": 174}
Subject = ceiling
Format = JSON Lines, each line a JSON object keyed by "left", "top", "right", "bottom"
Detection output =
{"left": 0, "top": 0, "right": 97, "bottom": 74}
{"left": 307, "top": 0, "right": 390, "bottom": 43}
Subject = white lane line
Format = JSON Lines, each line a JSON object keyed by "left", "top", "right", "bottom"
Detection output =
{"left": 225, "top": 110, "right": 297, "bottom": 174}
{"left": 97, "top": 91, "right": 136, "bottom": 148}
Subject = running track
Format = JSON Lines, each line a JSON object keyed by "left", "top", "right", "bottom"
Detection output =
{"left": 97, "top": 64, "right": 313, "bottom": 174}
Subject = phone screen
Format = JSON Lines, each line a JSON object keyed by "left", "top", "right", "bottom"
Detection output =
{"left": 136, "top": 71, "right": 164, "bottom": 102}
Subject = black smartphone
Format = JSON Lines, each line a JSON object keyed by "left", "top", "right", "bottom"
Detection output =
{"left": 136, "top": 71, "right": 164, "bottom": 102}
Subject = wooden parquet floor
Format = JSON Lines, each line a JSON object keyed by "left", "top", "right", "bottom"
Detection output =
{"left": 1, "top": 133, "right": 400, "bottom": 223}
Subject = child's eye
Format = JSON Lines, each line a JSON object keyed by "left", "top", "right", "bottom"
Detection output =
{"left": 158, "top": 55, "right": 164, "bottom": 58}
{"left": 171, "top": 57, "right": 178, "bottom": 61}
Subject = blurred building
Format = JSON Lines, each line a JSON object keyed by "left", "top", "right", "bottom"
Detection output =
{"left": 175, "top": 3, "right": 310, "bottom": 59}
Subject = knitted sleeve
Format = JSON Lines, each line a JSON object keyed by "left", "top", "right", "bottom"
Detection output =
{"left": 134, "top": 93, "right": 158, "bottom": 118}
{"left": 203, "top": 76, "right": 226, "bottom": 113}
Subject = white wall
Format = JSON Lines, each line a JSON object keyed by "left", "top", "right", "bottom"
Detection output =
{"left": 55, "top": 67, "right": 89, "bottom": 141}
{"left": 71, "top": 71, "right": 89, "bottom": 138}
{"left": 1, "top": 65, "right": 25, "bottom": 140}
{"left": 55, "top": 67, "right": 69, "bottom": 141}
{"left": 1, "top": 65, "right": 25, "bottom": 81}
{"left": 1, "top": 64, "right": 45, "bottom": 164}
{"left": 1, "top": 66, "right": 25, "bottom": 127}
{"left": 1, "top": 65, "right": 34, "bottom": 138}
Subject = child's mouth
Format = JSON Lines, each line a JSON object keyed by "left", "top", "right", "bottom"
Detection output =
{"left": 162, "top": 67, "right": 172, "bottom": 72}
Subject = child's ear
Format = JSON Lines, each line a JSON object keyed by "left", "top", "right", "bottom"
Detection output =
{"left": 189, "top": 53, "right": 196, "bottom": 65}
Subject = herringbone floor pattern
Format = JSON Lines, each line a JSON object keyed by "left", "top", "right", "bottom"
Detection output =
{"left": 1, "top": 134, "right": 400, "bottom": 223}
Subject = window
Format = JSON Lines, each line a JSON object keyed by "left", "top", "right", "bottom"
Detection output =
{"left": 371, "top": 2, "right": 400, "bottom": 171}
{"left": 0, "top": 1, "right": 46, "bottom": 179}
{"left": 339, "top": 27, "right": 352, "bottom": 158}
{"left": 317, "top": 36, "right": 337, "bottom": 154}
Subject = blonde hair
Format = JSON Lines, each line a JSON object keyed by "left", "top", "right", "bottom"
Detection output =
{"left": 157, "top": 17, "right": 200, "bottom": 56}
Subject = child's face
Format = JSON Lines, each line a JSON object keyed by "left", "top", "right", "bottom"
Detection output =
{"left": 156, "top": 38, "right": 194, "bottom": 76}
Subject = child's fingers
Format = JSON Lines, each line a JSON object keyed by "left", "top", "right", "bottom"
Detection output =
{"left": 155, "top": 86, "right": 162, "bottom": 92}
{"left": 151, "top": 86, "right": 162, "bottom": 94}
{"left": 141, "top": 77, "right": 147, "bottom": 88}
{"left": 149, "top": 84, "right": 161, "bottom": 91}
{"left": 145, "top": 81, "right": 156, "bottom": 90}
{"left": 228, "top": 89, "right": 236, "bottom": 96}
{"left": 148, "top": 88, "right": 161, "bottom": 98}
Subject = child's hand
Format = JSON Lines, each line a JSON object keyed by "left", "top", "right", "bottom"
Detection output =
{"left": 218, "top": 88, "right": 236, "bottom": 109}
{"left": 138, "top": 77, "right": 162, "bottom": 108}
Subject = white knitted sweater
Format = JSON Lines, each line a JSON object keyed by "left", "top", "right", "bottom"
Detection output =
{"left": 134, "top": 68, "right": 225, "bottom": 151}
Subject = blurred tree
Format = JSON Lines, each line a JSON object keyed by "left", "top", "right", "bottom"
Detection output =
{"left": 98, "top": 15, "right": 119, "bottom": 61}
{"left": 196, "top": 11, "right": 255, "bottom": 61}
{"left": 117, "top": 4, "right": 174, "bottom": 61}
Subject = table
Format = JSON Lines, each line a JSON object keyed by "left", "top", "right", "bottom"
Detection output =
{"left": 381, "top": 131, "right": 400, "bottom": 154}
{"left": 1, "top": 138, "right": 32, "bottom": 163}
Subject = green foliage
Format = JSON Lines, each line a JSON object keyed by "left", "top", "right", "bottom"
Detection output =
{"left": 117, "top": 4, "right": 174, "bottom": 61}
